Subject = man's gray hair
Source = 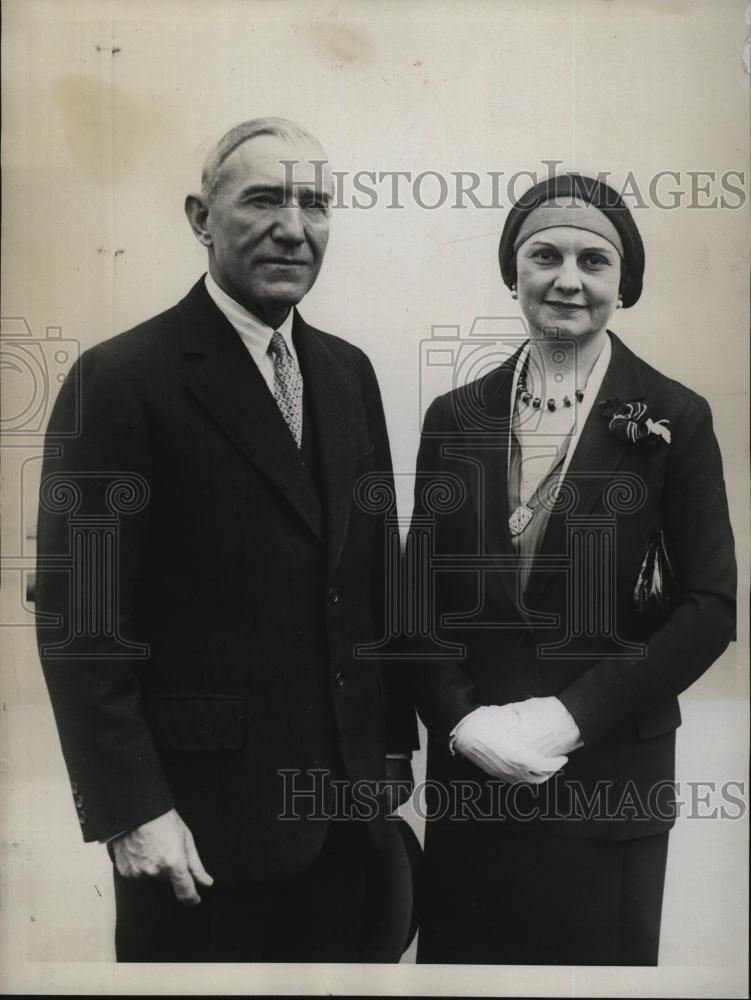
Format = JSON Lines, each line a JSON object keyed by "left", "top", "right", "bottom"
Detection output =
{"left": 201, "top": 117, "right": 326, "bottom": 202}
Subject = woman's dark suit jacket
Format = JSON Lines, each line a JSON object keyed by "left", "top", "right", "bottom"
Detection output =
{"left": 411, "top": 332, "right": 736, "bottom": 839}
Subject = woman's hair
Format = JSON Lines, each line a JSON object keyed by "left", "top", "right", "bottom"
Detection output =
{"left": 498, "top": 173, "right": 645, "bottom": 307}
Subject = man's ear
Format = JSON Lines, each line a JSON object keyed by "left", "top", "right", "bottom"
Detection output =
{"left": 185, "top": 194, "right": 212, "bottom": 247}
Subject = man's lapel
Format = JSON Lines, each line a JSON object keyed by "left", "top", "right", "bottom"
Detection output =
{"left": 524, "top": 332, "right": 646, "bottom": 608}
{"left": 293, "top": 312, "right": 359, "bottom": 576}
{"left": 178, "top": 279, "right": 324, "bottom": 541}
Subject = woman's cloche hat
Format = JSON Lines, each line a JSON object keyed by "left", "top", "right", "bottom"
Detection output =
{"left": 498, "top": 172, "right": 646, "bottom": 308}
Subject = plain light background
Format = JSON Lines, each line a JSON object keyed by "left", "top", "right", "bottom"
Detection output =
{"left": 1, "top": 0, "right": 748, "bottom": 995}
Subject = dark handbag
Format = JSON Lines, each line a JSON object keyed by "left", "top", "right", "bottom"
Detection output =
{"left": 632, "top": 530, "right": 676, "bottom": 621}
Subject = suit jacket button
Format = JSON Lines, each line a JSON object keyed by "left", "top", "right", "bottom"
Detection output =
{"left": 328, "top": 587, "right": 341, "bottom": 606}
{"left": 334, "top": 671, "right": 344, "bottom": 689}
{"left": 70, "top": 782, "right": 79, "bottom": 795}
{"left": 78, "top": 810, "right": 87, "bottom": 825}
{"left": 74, "top": 794, "right": 84, "bottom": 808}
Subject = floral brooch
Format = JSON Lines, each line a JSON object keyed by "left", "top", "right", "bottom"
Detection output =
{"left": 598, "top": 397, "right": 671, "bottom": 445}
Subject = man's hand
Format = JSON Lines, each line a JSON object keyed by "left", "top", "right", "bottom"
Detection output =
{"left": 111, "top": 808, "right": 214, "bottom": 907}
{"left": 451, "top": 705, "right": 568, "bottom": 784}
{"left": 504, "top": 696, "right": 584, "bottom": 757}
{"left": 380, "top": 757, "right": 414, "bottom": 815}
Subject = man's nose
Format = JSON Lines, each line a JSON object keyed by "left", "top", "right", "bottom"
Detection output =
{"left": 273, "top": 204, "right": 306, "bottom": 244}
{"left": 553, "top": 256, "right": 582, "bottom": 293}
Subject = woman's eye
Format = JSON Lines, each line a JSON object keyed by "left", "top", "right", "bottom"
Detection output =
{"left": 581, "top": 253, "right": 609, "bottom": 268}
{"left": 532, "top": 249, "right": 556, "bottom": 262}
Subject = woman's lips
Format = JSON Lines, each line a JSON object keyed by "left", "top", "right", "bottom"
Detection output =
{"left": 545, "top": 300, "right": 586, "bottom": 310}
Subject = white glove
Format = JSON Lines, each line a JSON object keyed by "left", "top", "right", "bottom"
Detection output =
{"left": 450, "top": 705, "right": 568, "bottom": 784}
{"left": 504, "top": 696, "right": 583, "bottom": 757}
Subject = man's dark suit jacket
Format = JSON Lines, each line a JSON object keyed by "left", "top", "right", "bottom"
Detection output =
{"left": 411, "top": 332, "right": 736, "bottom": 839}
{"left": 35, "top": 278, "right": 417, "bottom": 883}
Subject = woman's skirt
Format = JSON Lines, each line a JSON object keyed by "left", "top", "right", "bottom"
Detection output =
{"left": 416, "top": 822, "right": 668, "bottom": 965}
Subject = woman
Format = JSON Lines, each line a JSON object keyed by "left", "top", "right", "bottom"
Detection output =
{"left": 410, "top": 173, "right": 736, "bottom": 965}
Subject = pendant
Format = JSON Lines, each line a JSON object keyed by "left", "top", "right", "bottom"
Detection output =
{"left": 508, "top": 504, "right": 534, "bottom": 536}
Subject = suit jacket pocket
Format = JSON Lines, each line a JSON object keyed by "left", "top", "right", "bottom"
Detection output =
{"left": 142, "top": 696, "right": 245, "bottom": 751}
{"left": 636, "top": 697, "right": 681, "bottom": 740}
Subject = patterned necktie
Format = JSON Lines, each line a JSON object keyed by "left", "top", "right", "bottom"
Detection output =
{"left": 269, "top": 330, "right": 303, "bottom": 448}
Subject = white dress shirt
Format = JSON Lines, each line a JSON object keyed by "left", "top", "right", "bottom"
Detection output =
{"left": 204, "top": 272, "right": 299, "bottom": 391}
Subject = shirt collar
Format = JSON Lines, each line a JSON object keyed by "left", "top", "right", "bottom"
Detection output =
{"left": 204, "top": 272, "right": 297, "bottom": 364}
{"left": 509, "top": 333, "right": 613, "bottom": 477}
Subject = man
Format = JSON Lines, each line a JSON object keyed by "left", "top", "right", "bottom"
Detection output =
{"left": 35, "top": 118, "right": 417, "bottom": 962}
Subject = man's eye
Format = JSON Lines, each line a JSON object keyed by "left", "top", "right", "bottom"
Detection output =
{"left": 301, "top": 200, "right": 329, "bottom": 213}
{"left": 249, "top": 195, "right": 282, "bottom": 208}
